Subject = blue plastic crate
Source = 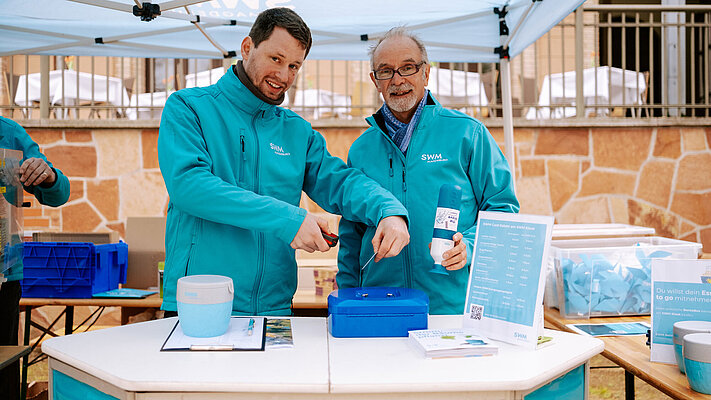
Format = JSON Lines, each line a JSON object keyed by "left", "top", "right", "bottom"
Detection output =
{"left": 21, "top": 241, "right": 128, "bottom": 298}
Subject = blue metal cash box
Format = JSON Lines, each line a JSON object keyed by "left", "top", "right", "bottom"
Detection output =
{"left": 328, "top": 287, "right": 429, "bottom": 337}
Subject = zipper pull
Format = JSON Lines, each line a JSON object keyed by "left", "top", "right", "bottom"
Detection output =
{"left": 388, "top": 153, "right": 394, "bottom": 177}
{"left": 402, "top": 170, "right": 407, "bottom": 192}
{"left": 240, "top": 129, "right": 246, "bottom": 161}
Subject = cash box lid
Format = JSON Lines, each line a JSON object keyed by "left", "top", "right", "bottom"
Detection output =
{"left": 328, "top": 287, "right": 429, "bottom": 315}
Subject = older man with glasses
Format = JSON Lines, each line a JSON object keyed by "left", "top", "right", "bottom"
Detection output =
{"left": 336, "top": 27, "right": 520, "bottom": 315}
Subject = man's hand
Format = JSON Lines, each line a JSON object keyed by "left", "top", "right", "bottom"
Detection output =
{"left": 291, "top": 212, "right": 331, "bottom": 253}
{"left": 19, "top": 158, "right": 56, "bottom": 187}
{"left": 441, "top": 232, "right": 467, "bottom": 271}
{"left": 372, "top": 216, "right": 409, "bottom": 262}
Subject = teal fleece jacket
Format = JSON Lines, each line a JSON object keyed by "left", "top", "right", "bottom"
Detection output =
{"left": 0, "top": 117, "right": 71, "bottom": 281}
{"left": 158, "top": 67, "right": 408, "bottom": 316}
{"left": 337, "top": 94, "right": 519, "bottom": 314}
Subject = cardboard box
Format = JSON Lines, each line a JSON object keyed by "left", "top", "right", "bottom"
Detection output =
{"left": 125, "top": 217, "right": 166, "bottom": 289}
{"left": 32, "top": 231, "right": 119, "bottom": 244}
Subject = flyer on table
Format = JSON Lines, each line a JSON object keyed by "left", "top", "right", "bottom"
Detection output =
{"left": 650, "top": 259, "right": 711, "bottom": 364}
{"left": 463, "top": 211, "right": 554, "bottom": 349}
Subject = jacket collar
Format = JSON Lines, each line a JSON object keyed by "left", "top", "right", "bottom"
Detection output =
{"left": 216, "top": 62, "right": 276, "bottom": 116}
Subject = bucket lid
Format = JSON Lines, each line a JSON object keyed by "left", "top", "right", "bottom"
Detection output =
{"left": 177, "top": 275, "right": 234, "bottom": 305}
{"left": 673, "top": 321, "right": 711, "bottom": 345}
{"left": 683, "top": 333, "right": 711, "bottom": 363}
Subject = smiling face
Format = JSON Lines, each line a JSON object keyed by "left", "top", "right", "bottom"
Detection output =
{"left": 370, "top": 35, "right": 429, "bottom": 123}
{"left": 241, "top": 26, "right": 305, "bottom": 100}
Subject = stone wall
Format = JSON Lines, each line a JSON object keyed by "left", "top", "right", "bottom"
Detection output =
{"left": 21, "top": 125, "right": 711, "bottom": 252}
{"left": 23, "top": 128, "right": 166, "bottom": 239}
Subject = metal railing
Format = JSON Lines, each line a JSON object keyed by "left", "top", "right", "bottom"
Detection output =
{"left": 1, "top": 4, "right": 709, "bottom": 121}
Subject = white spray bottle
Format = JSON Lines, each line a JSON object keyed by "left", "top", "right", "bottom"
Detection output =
{"left": 429, "top": 184, "right": 462, "bottom": 275}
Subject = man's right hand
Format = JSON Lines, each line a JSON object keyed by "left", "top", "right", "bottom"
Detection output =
{"left": 291, "top": 213, "right": 331, "bottom": 253}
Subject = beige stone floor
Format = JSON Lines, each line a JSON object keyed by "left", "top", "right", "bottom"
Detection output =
{"left": 22, "top": 307, "right": 674, "bottom": 399}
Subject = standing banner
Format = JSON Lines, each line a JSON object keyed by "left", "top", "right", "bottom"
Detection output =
{"left": 650, "top": 259, "right": 711, "bottom": 363}
{"left": 463, "top": 211, "right": 554, "bottom": 349}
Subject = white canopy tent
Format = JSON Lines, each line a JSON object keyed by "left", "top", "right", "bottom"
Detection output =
{"left": 0, "top": 0, "right": 586, "bottom": 183}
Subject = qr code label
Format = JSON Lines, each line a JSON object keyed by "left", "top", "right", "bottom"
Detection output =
{"left": 469, "top": 304, "right": 484, "bottom": 320}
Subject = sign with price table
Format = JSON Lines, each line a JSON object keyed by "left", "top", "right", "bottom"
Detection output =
{"left": 463, "top": 211, "right": 554, "bottom": 349}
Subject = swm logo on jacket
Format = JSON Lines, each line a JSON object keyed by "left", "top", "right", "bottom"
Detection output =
{"left": 421, "top": 153, "right": 448, "bottom": 163}
{"left": 270, "top": 142, "right": 290, "bottom": 156}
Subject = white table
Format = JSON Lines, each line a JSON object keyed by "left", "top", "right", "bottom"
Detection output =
{"left": 290, "top": 89, "right": 352, "bottom": 119}
{"left": 329, "top": 315, "right": 603, "bottom": 398}
{"left": 43, "top": 315, "right": 602, "bottom": 399}
{"left": 426, "top": 66, "right": 488, "bottom": 107}
{"left": 525, "top": 66, "right": 646, "bottom": 119}
{"left": 125, "top": 91, "right": 174, "bottom": 120}
{"left": 14, "top": 70, "right": 129, "bottom": 118}
{"left": 44, "top": 317, "right": 330, "bottom": 399}
{"left": 185, "top": 67, "right": 225, "bottom": 88}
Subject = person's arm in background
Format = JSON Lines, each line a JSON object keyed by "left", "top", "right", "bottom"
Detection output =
{"left": 458, "top": 122, "right": 520, "bottom": 269}
{"left": 158, "top": 93, "right": 308, "bottom": 245}
{"left": 301, "top": 129, "right": 409, "bottom": 261}
{"left": 336, "top": 212, "right": 367, "bottom": 288}
{"left": 9, "top": 120, "right": 70, "bottom": 207}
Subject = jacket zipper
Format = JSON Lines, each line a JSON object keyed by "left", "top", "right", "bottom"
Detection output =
{"left": 402, "top": 146, "right": 411, "bottom": 288}
{"left": 239, "top": 129, "right": 246, "bottom": 185}
{"left": 379, "top": 124, "right": 412, "bottom": 288}
{"left": 250, "top": 110, "right": 264, "bottom": 314}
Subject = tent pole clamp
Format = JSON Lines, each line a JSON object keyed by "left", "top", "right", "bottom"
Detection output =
{"left": 493, "top": 6, "right": 509, "bottom": 36}
{"left": 133, "top": 2, "right": 161, "bottom": 22}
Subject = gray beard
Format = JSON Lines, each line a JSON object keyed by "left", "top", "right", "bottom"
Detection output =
{"left": 386, "top": 93, "right": 418, "bottom": 113}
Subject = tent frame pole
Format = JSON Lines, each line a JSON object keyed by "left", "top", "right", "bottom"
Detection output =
{"left": 500, "top": 57, "right": 516, "bottom": 192}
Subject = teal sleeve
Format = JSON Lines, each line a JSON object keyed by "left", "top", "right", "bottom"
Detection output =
{"left": 158, "top": 93, "right": 306, "bottom": 243}
{"left": 461, "top": 123, "right": 520, "bottom": 268}
{"left": 336, "top": 216, "right": 366, "bottom": 289}
{"left": 301, "top": 130, "right": 408, "bottom": 226}
{"left": 13, "top": 122, "right": 70, "bottom": 207}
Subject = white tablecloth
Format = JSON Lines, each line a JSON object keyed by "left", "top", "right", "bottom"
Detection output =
{"left": 184, "top": 67, "right": 225, "bottom": 88}
{"left": 290, "top": 89, "right": 351, "bottom": 119}
{"left": 525, "top": 66, "right": 646, "bottom": 119}
{"left": 125, "top": 91, "right": 174, "bottom": 120}
{"left": 426, "top": 66, "right": 488, "bottom": 107}
{"left": 14, "top": 70, "right": 129, "bottom": 111}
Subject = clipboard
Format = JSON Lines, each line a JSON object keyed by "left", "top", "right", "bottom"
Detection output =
{"left": 160, "top": 316, "right": 267, "bottom": 351}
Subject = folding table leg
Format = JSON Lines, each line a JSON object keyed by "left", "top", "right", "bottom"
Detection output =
{"left": 625, "top": 370, "right": 635, "bottom": 400}
{"left": 65, "top": 306, "right": 74, "bottom": 335}
{"left": 20, "top": 305, "right": 32, "bottom": 400}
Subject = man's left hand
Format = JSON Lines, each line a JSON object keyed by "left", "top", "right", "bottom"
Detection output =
{"left": 440, "top": 232, "right": 467, "bottom": 271}
{"left": 19, "top": 158, "right": 56, "bottom": 187}
{"left": 372, "top": 216, "right": 409, "bottom": 262}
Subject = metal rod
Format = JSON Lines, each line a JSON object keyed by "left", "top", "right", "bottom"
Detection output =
{"left": 622, "top": 12, "right": 627, "bottom": 112}
{"left": 575, "top": 7, "right": 584, "bottom": 118}
{"left": 584, "top": 5, "right": 711, "bottom": 12}
{"left": 635, "top": 12, "right": 640, "bottom": 118}
{"left": 607, "top": 13, "right": 612, "bottom": 110}
{"left": 649, "top": 12, "right": 654, "bottom": 117}
{"left": 500, "top": 57, "right": 515, "bottom": 192}
{"left": 106, "top": 56, "right": 110, "bottom": 118}
{"left": 682, "top": 17, "right": 708, "bottom": 113}
{"left": 705, "top": 12, "right": 709, "bottom": 117}
{"left": 504, "top": 1, "right": 538, "bottom": 48}
{"left": 40, "top": 55, "right": 49, "bottom": 119}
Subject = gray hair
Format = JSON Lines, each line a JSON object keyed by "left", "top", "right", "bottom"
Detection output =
{"left": 368, "top": 27, "right": 429, "bottom": 70}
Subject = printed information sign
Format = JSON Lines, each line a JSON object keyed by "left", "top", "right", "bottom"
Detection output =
{"left": 463, "top": 211, "right": 554, "bottom": 349}
{"left": 651, "top": 259, "right": 711, "bottom": 364}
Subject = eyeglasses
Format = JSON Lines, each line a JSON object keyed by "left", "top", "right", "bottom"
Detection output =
{"left": 372, "top": 62, "right": 426, "bottom": 80}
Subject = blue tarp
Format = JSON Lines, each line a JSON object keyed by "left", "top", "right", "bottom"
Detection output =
{"left": 0, "top": 0, "right": 584, "bottom": 62}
